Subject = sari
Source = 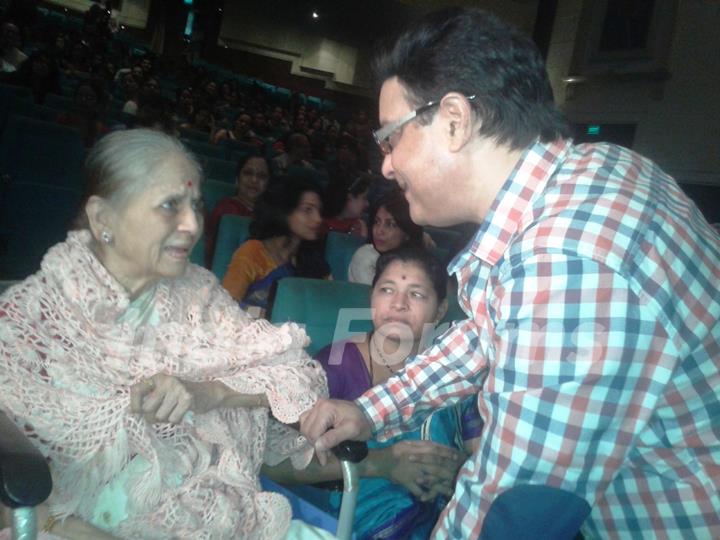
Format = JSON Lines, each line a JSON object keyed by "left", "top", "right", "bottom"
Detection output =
{"left": 222, "top": 239, "right": 294, "bottom": 311}
{"left": 309, "top": 341, "right": 483, "bottom": 539}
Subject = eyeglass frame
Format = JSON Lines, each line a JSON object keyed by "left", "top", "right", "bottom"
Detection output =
{"left": 372, "top": 94, "right": 476, "bottom": 155}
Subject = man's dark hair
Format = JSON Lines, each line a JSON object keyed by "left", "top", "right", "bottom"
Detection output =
{"left": 373, "top": 7, "right": 570, "bottom": 150}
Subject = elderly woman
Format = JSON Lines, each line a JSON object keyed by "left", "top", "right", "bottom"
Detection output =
{"left": 0, "top": 129, "right": 329, "bottom": 539}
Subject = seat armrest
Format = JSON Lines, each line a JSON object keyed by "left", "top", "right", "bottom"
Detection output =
{"left": 0, "top": 413, "right": 52, "bottom": 508}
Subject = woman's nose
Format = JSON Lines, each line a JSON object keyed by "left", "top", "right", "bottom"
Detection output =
{"left": 391, "top": 293, "right": 409, "bottom": 311}
{"left": 178, "top": 205, "right": 201, "bottom": 236}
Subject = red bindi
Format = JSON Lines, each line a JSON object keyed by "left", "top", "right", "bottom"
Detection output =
{"left": 186, "top": 180, "right": 193, "bottom": 188}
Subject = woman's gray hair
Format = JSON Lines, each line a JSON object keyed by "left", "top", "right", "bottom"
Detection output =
{"left": 75, "top": 128, "right": 202, "bottom": 228}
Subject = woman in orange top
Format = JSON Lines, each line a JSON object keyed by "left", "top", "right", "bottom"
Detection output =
{"left": 222, "top": 177, "right": 329, "bottom": 315}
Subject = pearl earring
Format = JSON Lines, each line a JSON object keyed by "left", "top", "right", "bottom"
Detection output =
{"left": 101, "top": 231, "right": 113, "bottom": 244}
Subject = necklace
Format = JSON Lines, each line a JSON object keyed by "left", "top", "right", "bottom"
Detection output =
{"left": 262, "top": 239, "right": 290, "bottom": 267}
{"left": 367, "top": 332, "right": 404, "bottom": 384}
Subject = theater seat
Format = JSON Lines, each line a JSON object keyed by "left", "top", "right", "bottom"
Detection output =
{"left": 269, "top": 278, "right": 373, "bottom": 356}
{"left": 203, "top": 156, "right": 237, "bottom": 184}
{"left": 0, "top": 412, "right": 53, "bottom": 540}
{"left": 189, "top": 234, "right": 205, "bottom": 268}
{"left": 211, "top": 214, "right": 251, "bottom": 281}
{"left": 182, "top": 138, "right": 227, "bottom": 161}
{"left": 0, "top": 116, "right": 85, "bottom": 190}
{"left": 286, "top": 165, "right": 329, "bottom": 187}
{"left": 201, "top": 179, "right": 235, "bottom": 216}
{"left": 325, "top": 232, "right": 365, "bottom": 281}
{"left": 0, "top": 182, "right": 82, "bottom": 279}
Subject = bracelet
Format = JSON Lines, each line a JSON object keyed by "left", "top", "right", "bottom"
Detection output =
{"left": 42, "top": 514, "right": 59, "bottom": 533}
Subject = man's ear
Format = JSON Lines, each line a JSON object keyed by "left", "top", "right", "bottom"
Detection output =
{"left": 85, "top": 195, "right": 113, "bottom": 243}
{"left": 438, "top": 93, "right": 476, "bottom": 152}
{"left": 435, "top": 298, "right": 449, "bottom": 324}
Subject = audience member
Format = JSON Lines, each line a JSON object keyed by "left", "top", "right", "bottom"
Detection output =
{"left": 348, "top": 188, "right": 423, "bottom": 285}
{"left": 118, "top": 72, "right": 139, "bottom": 115}
{"left": 322, "top": 172, "right": 370, "bottom": 237}
{"left": 0, "top": 129, "right": 329, "bottom": 539}
{"left": 173, "top": 85, "right": 195, "bottom": 125}
{"left": 222, "top": 177, "right": 328, "bottom": 314}
{"left": 212, "top": 112, "right": 262, "bottom": 146}
{"left": 273, "top": 132, "right": 314, "bottom": 174}
{"left": 0, "top": 20, "right": 26, "bottom": 73}
{"left": 56, "top": 78, "right": 110, "bottom": 148}
{"left": 265, "top": 246, "right": 482, "bottom": 539}
{"left": 3, "top": 48, "right": 60, "bottom": 103}
{"left": 180, "top": 106, "right": 215, "bottom": 135}
{"left": 300, "top": 7, "right": 720, "bottom": 539}
{"left": 204, "top": 154, "right": 271, "bottom": 266}
{"left": 252, "top": 110, "right": 269, "bottom": 137}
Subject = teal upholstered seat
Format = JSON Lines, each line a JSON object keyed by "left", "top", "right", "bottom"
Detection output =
{"left": 189, "top": 234, "right": 205, "bottom": 268}
{"left": 201, "top": 179, "right": 236, "bottom": 216}
{"left": 0, "top": 182, "right": 82, "bottom": 279}
{"left": 0, "top": 116, "right": 85, "bottom": 190}
{"left": 203, "top": 156, "right": 237, "bottom": 184}
{"left": 324, "top": 232, "right": 365, "bottom": 281}
{"left": 211, "top": 214, "right": 251, "bottom": 281}
{"left": 269, "top": 278, "right": 373, "bottom": 356}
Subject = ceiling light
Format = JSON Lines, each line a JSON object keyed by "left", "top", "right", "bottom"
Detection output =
{"left": 312, "top": 11, "right": 319, "bottom": 19}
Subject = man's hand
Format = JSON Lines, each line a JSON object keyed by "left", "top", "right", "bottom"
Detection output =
{"left": 299, "top": 398, "right": 373, "bottom": 465}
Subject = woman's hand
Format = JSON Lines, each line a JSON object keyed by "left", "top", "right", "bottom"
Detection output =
{"left": 377, "top": 440, "right": 465, "bottom": 502}
{"left": 130, "top": 374, "right": 196, "bottom": 424}
{"left": 130, "top": 375, "right": 268, "bottom": 424}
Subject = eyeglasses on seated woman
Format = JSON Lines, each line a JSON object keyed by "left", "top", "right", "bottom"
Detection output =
{"left": 263, "top": 245, "right": 483, "bottom": 540}
{"left": 0, "top": 129, "right": 332, "bottom": 539}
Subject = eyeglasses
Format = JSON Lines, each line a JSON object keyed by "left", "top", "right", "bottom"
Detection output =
{"left": 373, "top": 94, "right": 476, "bottom": 155}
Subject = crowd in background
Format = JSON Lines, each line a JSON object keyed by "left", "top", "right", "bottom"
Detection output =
{"left": 0, "top": 0, "right": 379, "bottom": 172}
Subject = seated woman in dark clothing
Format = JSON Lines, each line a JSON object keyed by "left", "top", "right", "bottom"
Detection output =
{"left": 3, "top": 49, "right": 61, "bottom": 104}
{"left": 264, "top": 245, "right": 482, "bottom": 539}
{"left": 55, "top": 78, "right": 110, "bottom": 148}
{"left": 221, "top": 177, "right": 329, "bottom": 315}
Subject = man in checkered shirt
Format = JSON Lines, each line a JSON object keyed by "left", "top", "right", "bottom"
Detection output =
{"left": 301, "top": 7, "right": 720, "bottom": 539}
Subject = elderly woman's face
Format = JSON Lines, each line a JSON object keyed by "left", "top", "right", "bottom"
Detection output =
{"left": 101, "top": 153, "right": 203, "bottom": 294}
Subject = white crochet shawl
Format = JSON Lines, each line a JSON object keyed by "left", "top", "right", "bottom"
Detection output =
{"left": 0, "top": 230, "right": 328, "bottom": 539}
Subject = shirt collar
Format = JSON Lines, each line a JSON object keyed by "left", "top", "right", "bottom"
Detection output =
{"left": 449, "top": 138, "right": 571, "bottom": 272}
